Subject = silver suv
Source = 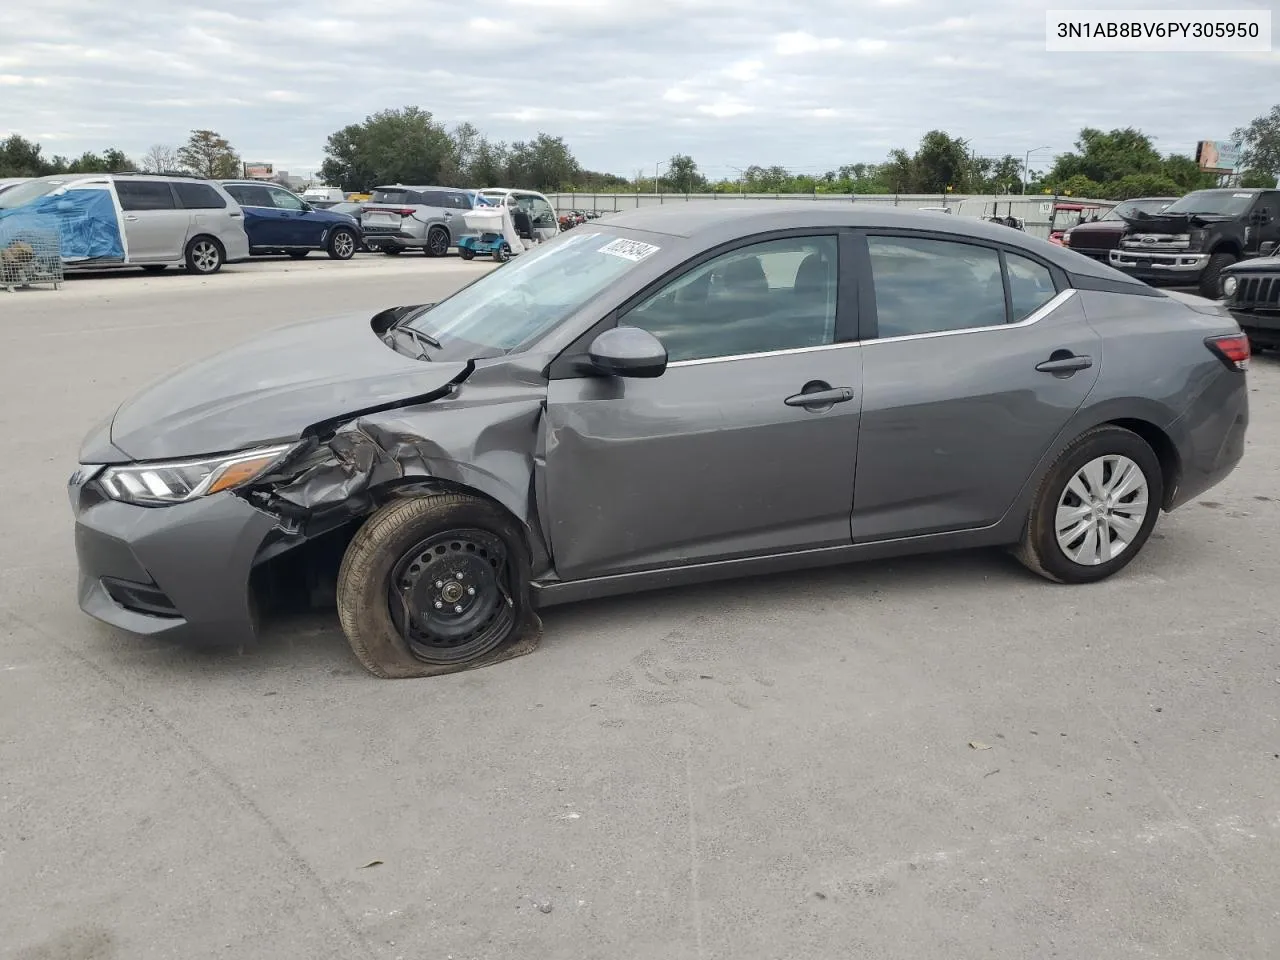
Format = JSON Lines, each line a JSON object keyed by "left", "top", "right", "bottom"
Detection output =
{"left": 360, "top": 185, "right": 475, "bottom": 257}
{"left": 0, "top": 173, "right": 249, "bottom": 274}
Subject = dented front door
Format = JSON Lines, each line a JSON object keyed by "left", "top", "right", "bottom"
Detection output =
{"left": 542, "top": 346, "right": 863, "bottom": 583}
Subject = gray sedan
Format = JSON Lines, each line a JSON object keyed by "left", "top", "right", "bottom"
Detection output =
{"left": 69, "top": 204, "right": 1250, "bottom": 677}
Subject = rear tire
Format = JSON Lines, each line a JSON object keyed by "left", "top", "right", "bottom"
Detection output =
{"left": 425, "top": 226, "right": 450, "bottom": 258}
{"left": 336, "top": 493, "right": 535, "bottom": 678}
{"left": 1198, "top": 251, "right": 1237, "bottom": 299}
{"left": 1015, "top": 425, "right": 1163, "bottom": 584}
{"left": 326, "top": 228, "right": 357, "bottom": 261}
{"left": 184, "top": 236, "right": 224, "bottom": 275}
{"left": 458, "top": 247, "right": 475, "bottom": 261}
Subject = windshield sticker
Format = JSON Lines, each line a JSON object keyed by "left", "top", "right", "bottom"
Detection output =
{"left": 1233, "top": 193, "right": 1253, "bottom": 198}
{"left": 598, "top": 238, "right": 661, "bottom": 262}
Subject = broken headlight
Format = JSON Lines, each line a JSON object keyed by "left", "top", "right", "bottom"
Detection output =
{"left": 95, "top": 444, "right": 293, "bottom": 506}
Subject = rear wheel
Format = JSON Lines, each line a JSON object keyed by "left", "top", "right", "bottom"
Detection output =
{"left": 184, "top": 236, "right": 224, "bottom": 275}
{"left": 1015, "top": 425, "right": 1163, "bottom": 584}
{"left": 1198, "top": 251, "right": 1237, "bottom": 299}
{"left": 336, "top": 493, "right": 535, "bottom": 678}
{"left": 327, "top": 228, "right": 357, "bottom": 260}
{"left": 425, "top": 226, "right": 450, "bottom": 258}
{"left": 494, "top": 242, "right": 511, "bottom": 263}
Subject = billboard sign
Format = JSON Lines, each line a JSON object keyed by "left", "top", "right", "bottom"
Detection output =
{"left": 243, "top": 162, "right": 274, "bottom": 179}
{"left": 1195, "top": 141, "right": 1244, "bottom": 174}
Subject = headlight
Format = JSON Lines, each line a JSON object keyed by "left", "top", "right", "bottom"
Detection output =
{"left": 1222, "top": 276, "right": 1238, "bottom": 298}
{"left": 1188, "top": 229, "right": 1206, "bottom": 249}
{"left": 96, "top": 444, "right": 293, "bottom": 506}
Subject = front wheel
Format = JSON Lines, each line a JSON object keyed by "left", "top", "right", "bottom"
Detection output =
{"left": 1198, "top": 252, "right": 1237, "bottom": 299}
{"left": 336, "top": 493, "right": 536, "bottom": 678}
{"left": 327, "top": 229, "right": 356, "bottom": 260}
{"left": 458, "top": 246, "right": 475, "bottom": 261}
{"left": 1015, "top": 425, "right": 1163, "bottom": 584}
{"left": 184, "top": 236, "right": 224, "bottom": 275}
{"left": 424, "top": 226, "right": 450, "bottom": 258}
{"left": 494, "top": 242, "right": 511, "bottom": 263}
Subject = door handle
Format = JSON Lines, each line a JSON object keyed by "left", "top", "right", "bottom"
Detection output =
{"left": 124, "top": 215, "right": 138, "bottom": 222}
{"left": 784, "top": 386, "right": 854, "bottom": 407}
{"left": 1035, "top": 354, "right": 1092, "bottom": 374}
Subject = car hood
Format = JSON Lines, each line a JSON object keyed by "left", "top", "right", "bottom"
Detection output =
{"left": 108, "top": 312, "right": 469, "bottom": 461}
{"left": 1120, "top": 212, "right": 1234, "bottom": 232}
{"left": 1069, "top": 220, "right": 1124, "bottom": 235}
{"left": 1222, "top": 255, "right": 1280, "bottom": 275}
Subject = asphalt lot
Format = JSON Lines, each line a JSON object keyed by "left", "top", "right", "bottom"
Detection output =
{"left": 3, "top": 255, "right": 1279, "bottom": 960}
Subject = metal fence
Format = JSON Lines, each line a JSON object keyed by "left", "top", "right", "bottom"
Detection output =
{"left": 546, "top": 193, "right": 1116, "bottom": 242}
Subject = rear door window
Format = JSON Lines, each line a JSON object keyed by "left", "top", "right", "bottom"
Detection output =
{"left": 173, "top": 182, "right": 228, "bottom": 210}
{"left": 116, "top": 180, "right": 177, "bottom": 211}
{"left": 225, "top": 184, "right": 275, "bottom": 208}
{"left": 867, "top": 235, "right": 1006, "bottom": 338}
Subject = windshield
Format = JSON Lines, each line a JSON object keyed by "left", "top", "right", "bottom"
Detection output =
{"left": 0, "top": 178, "right": 67, "bottom": 210}
{"left": 1103, "top": 198, "right": 1172, "bottom": 221}
{"left": 405, "top": 230, "right": 662, "bottom": 359}
{"left": 372, "top": 188, "right": 422, "bottom": 204}
{"left": 1163, "top": 191, "right": 1256, "bottom": 216}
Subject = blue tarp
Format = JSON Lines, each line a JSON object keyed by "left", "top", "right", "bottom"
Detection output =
{"left": 0, "top": 188, "right": 124, "bottom": 261}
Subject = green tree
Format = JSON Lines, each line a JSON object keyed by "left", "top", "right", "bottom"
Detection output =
{"left": 0, "top": 134, "right": 53, "bottom": 177}
{"left": 1048, "top": 128, "right": 1162, "bottom": 185}
{"left": 319, "top": 107, "right": 456, "bottom": 191}
{"left": 882, "top": 149, "right": 913, "bottom": 193}
{"left": 912, "top": 130, "right": 971, "bottom": 192}
{"left": 505, "top": 133, "right": 580, "bottom": 191}
{"left": 1160, "top": 154, "right": 1217, "bottom": 192}
{"left": 177, "top": 129, "right": 240, "bottom": 179}
{"left": 1239, "top": 169, "right": 1278, "bottom": 188}
{"left": 465, "top": 138, "right": 509, "bottom": 187}
{"left": 1233, "top": 104, "right": 1280, "bottom": 177}
{"left": 662, "top": 153, "right": 703, "bottom": 193}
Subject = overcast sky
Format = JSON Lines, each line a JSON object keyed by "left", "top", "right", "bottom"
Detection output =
{"left": 2, "top": 0, "right": 1276, "bottom": 180}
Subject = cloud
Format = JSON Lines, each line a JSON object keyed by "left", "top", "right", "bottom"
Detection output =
{"left": 775, "top": 31, "right": 843, "bottom": 56}
{"left": 0, "top": 0, "right": 1274, "bottom": 179}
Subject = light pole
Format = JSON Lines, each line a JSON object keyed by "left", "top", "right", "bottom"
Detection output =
{"left": 656, "top": 160, "right": 668, "bottom": 202}
{"left": 1023, "top": 146, "right": 1050, "bottom": 194}
{"left": 727, "top": 165, "right": 747, "bottom": 197}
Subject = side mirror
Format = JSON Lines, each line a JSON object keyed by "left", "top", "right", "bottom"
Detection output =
{"left": 586, "top": 327, "right": 667, "bottom": 378}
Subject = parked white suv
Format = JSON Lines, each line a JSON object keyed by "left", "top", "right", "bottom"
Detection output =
{"left": 0, "top": 173, "right": 249, "bottom": 274}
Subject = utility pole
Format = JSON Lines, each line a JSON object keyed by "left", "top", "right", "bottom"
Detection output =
{"left": 1023, "top": 146, "right": 1050, "bottom": 194}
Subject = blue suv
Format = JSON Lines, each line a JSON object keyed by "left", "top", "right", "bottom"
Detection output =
{"left": 220, "top": 181, "right": 362, "bottom": 260}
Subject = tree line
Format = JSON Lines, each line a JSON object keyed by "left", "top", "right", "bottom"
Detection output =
{"left": 4, "top": 104, "right": 1277, "bottom": 201}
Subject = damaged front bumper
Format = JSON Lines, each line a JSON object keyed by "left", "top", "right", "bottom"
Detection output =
{"left": 70, "top": 470, "right": 280, "bottom": 647}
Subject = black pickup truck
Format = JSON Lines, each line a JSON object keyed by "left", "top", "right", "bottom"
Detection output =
{"left": 1221, "top": 251, "right": 1280, "bottom": 351}
{"left": 1108, "top": 188, "right": 1280, "bottom": 299}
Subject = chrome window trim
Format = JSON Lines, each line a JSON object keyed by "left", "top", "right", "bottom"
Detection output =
{"left": 666, "top": 340, "right": 859, "bottom": 369}
{"left": 864, "top": 288, "right": 1076, "bottom": 346}
{"left": 659, "top": 289, "right": 1075, "bottom": 367}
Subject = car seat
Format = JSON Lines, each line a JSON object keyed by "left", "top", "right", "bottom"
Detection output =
{"left": 511, "top": 210, "right": 534, "bottom": 241}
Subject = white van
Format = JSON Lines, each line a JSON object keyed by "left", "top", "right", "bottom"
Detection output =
{"left": 302, "top": 186, "right": 346, "bottom": 207}
{"left": 0, "top": 173, "right": 250, "bottom": 274}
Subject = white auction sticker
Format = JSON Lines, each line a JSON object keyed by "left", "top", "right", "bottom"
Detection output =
{"left": 598, "top": 237, "right": 661, "bottom": 262}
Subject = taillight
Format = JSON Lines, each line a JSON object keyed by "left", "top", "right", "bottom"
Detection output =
{"left": 1204, "top": 333, "right": 1250, "bottom": 371}
{"left": 366, "top": 206, "right": 416, "bottom": 217}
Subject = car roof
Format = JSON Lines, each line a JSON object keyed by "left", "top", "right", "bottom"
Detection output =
{"left": 374, "top": 184, "right": 466, "bottom": 192}
{"left": 602, "top": 202, "right": 1144, "bottom": 282}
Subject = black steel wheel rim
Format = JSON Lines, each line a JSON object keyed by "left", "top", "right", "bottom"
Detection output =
{"left": 428, "top": 229, "right": 448, "bottom": 256}
{"left": 388, "top": 528, "right": 514, "bottom": 664}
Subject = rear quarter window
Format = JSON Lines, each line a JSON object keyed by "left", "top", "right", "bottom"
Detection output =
{"left": 373, "top": 189, "right": 423, "bottom": 204}
{"left": 174, "top": 182, "right": 228, "bottom": 210}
